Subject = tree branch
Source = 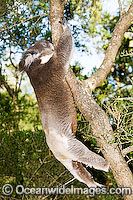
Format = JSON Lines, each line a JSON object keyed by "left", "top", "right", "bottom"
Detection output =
{"left": 0, "top": 69, "right": 15, "bottom": 100}
{"left": 0, "top": 14, "right": 46, "bottom": 33}
{"left": 120, "top": 50, "right": 133, "bottom": 57}
{"left": 9, "top": 47, "right": 17, "bottom": 70}
{"left": 84, "top": 3, "right": 133, "bottom": 91}
{"left": 122, "top": 146, "right": 133, "bottom": 157}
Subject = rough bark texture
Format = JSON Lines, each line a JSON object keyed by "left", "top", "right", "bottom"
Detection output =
{"left": 49, "top": 1, "right": 133, "bottom": 199}
{"left": 49, "top": 0, "right": 66, "bottom": 46}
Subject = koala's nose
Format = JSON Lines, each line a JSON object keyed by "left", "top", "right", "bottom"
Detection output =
{"left": 50, "top": 44, "right": 54, "bottom": 51}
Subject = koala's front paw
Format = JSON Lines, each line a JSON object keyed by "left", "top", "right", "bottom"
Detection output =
{"left": 59, "top": 17, "right": 68, "bottom": 31}
{"left": 59, "top": 17, "right": 66, "bottom": 25}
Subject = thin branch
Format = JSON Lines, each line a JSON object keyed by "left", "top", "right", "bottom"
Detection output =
{"left": 3, "top": 80, "right": 14, "bottom": 98}
{"left": 27, "top": 159, "right": 53, "bottom": 186}
{"left": 48, "top": 170, "right": 67, "bottom": 187}
{"left": 62, "top": 178, "right": 76, "bottom": 186}
{"left": 120, "top": 50, "right": 133, "bottom": 57}
{"left": 0, "top": 14, "right": 47, "bottom": 33}
{"left": 116, "top": 97, "right": 133, "bottom": 101}
{"left": 127, "top": 158, "right": 133, "bottom": 164}
{"left": 38, "top": 170, "right": 67, "bottom": 200}
{"left": 17, "top": 72, "right": 24, "bottom": 92}
{"left": 9, "top": 47, "right": 17, "bottom": 70}
{"left": 122, "top": 146, "right": 133, "bottom": 157}
{"left": 0, "top": 70, "right": 15, "bottom": 100}
{"left": 84, "top": 3, "right": 133, "bottom": 91}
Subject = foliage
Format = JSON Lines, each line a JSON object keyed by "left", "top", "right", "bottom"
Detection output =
{"left": 93, "top": 22, "right": 133, "bottom": 103}
{"left": 104, "top": 98, "right": 133, "bottom": 174}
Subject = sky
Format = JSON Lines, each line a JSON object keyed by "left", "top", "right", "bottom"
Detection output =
{"left": 71, "top": 0, "right": 120, "bottom": 76}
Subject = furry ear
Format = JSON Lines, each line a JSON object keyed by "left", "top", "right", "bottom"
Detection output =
{"left": 19, "top": 51, "right": 40, "bottom": 72}
{"left": 24, "top": 52, "right": 40, "bottom": 68}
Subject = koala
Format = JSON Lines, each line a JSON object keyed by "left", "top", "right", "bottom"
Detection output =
{"left": 19, "top": 18, "right": 109, "bottom": 187}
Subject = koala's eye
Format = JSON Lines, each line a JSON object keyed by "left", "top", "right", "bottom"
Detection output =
{"left": 26, "top": 49, "right": 38, "bottom": 55}
{"left": 42, "top": 43, "right": 48, "bottom": 48}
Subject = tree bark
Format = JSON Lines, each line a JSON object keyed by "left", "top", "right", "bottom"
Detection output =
{"left": 49, "top": 1, "right": 133, "bottom": 199}
{"left": 49, "top": 0, "right": 66, "bottom": 46}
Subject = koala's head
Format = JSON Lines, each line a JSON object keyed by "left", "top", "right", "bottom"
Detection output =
{"left": 19, "top": 40, "right": 54, "bottom": 72}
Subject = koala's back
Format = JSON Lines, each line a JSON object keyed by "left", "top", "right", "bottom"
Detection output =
{"left": 27, "top": 59, "right": 76, "bottom": 136}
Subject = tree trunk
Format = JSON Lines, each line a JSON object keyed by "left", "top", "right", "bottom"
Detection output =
{"left": 49, "top": 1, "right": 133, "bottom": 199}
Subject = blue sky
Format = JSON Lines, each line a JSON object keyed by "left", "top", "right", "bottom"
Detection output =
{"left": 71, "top": 0, "right": 121, "bottom": 76}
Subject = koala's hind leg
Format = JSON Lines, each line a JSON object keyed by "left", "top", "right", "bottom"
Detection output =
{"left": 68, "top": 138, "right": 109, "bottom": 172}
{"left": 72, "top": 161, "right": 105, "bottom": 187}
{"left": 62, "top": 160, "right": 104, "bottom": 187}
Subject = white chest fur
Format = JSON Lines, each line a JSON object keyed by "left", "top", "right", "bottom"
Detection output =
{"left": 40, "top": 53, "right": 53, "bottom": 64}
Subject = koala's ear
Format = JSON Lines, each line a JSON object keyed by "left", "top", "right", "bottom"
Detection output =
{"left": 19, "top": 50, "right": 41, "bottom": 72}
{"left": 19, "top": 54, "right": 30, "bottom": 72}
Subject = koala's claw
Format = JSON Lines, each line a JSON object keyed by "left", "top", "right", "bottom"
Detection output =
{"left": 59, "top": 17, "right": 66, "bottom": 25}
